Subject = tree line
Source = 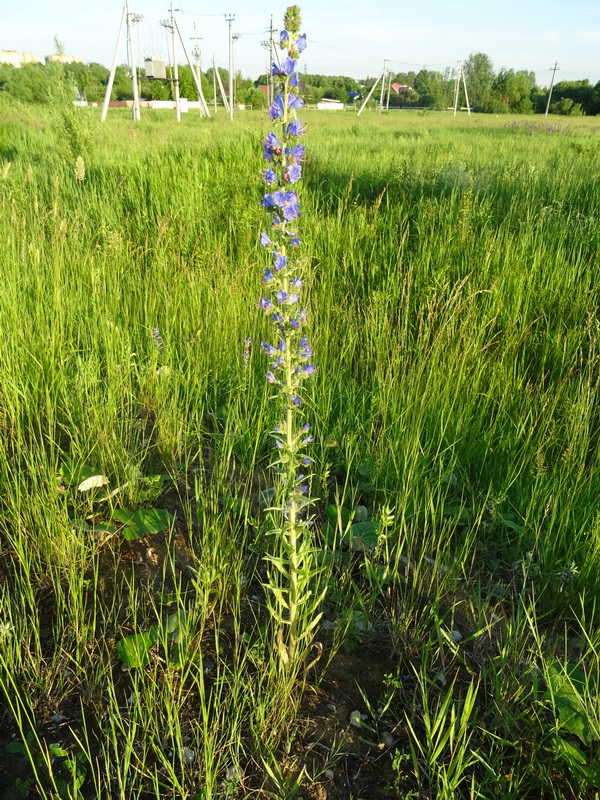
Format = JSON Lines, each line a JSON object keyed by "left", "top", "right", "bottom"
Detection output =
{"left": 1, "top": 53, "right": 600, "bottom": 115}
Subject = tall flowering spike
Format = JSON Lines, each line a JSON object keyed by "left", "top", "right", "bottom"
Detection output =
{"left": 258, "top": 8, "right": 322, "bottom": 673}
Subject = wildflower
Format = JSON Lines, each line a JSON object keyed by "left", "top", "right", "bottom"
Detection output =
{"left": 152, "top": 326, "right": 165, "bottom": 353}
{"left": 274, "top": 253, "right": 288, "bottom": 271}
{"left": 284, "top": 163, "right": 302, "bottom": 183}
{"left": 243, "top": 337, "right": 251, "bottom": 366}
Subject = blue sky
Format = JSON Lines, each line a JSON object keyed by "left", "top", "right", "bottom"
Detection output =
{"left": 3, "top": 0, "right": 599, "bottom": 87}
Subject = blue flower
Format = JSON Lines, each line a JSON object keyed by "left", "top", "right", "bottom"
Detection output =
{"left": 291, "top": 395, "right": 302, "bottom": 406}
{"left": 288, "top": 93, "right": 304, "bottom": 110}
{"left": 297, "top": 34, "right": 307, "bottom": 53}
{"left": 286, "top": 143, "right": 306, "bottom": 161}
{"left": 266, "top": 371, "right": 277, "bottom": 384}
{"left": 290, "top": 277, "right": 303, "bottom": 289}
{"left": 263, "top": 268, "right": 274, "bottom": 283}
{"left": 284, "top": 163, "right": 302, "bottom": 183}
{"left": 276, "top": 290, "right": 289, "bottom": 304}
{"left": 269, "top": 95, "right": 285, "bottom": 119}
{"left": 286, "top": 120, "right": 305, "bottom": 137}
{"left": 272, "top": 56, "right": 297, "bottom": 76}
{"left": 260, "top": 231, "right": 273, "bottom": 247}
{"left": 280, "top": 30, "right": 289, "bottom": 46}
{"left": 274, "top": 253, "right": 287, "bottom": 271}
{"left": 261, "top": 341, "right": 277, "bottom": 356}
{"left": 260, "top": 297, "right": 273, "bottom": 311}
{"left": 302, "top": 423, "right": 310, "bottom": 432}
{"left": 264, "top": 168, "right": 278, "bottom": 185}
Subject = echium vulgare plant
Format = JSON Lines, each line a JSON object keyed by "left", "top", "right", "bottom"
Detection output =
{"left": 259, "top": 6, "right": 323, "bottom": 672}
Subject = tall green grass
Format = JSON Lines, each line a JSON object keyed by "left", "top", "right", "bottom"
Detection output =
{"left": 0, "top": 102, "right": 599, "bottom": 798}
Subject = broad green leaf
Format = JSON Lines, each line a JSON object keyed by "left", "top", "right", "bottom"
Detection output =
{"left": 5, "top": 741, "right": 26, "bottom": 754}
{"left": 166, "top": 610, "right": 187, "bottom": 644}
{"left": 354, "top": 505, "right": 369, "bottom": 522}
{"left": 357, "top": 457, "right": 376, "bottom": 480}
{"left": 349, "top": 520, "right": 380, "bottom": 551}
{"left": 546, "top": 661, "right": 594, "bottom": 745}
{"left": 113, "top": 508, "right": 174, "bottom": 540}
{"left": 92, "top": 523, "right": 117, "bottom": 534}
{"left": 116, "top": 627, "right": 158, "bottom": 668}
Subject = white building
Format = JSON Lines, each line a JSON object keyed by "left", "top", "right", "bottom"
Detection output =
{"left": 0, "top": 50, "right": 41, "bottom": 67}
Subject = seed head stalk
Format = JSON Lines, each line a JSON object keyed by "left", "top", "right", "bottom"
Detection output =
{"left": 258, "top": 7, "right": 319, "bottom": 670}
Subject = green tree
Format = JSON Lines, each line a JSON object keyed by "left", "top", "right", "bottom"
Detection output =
{"left": 463, "top": 52, "right": 495, "bottom": 110}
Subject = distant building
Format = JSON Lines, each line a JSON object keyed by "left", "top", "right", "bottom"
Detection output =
{"left": 0, "top": 50, "right": 41, "bottom": 67}
{"left": 45, "top": 54, "right": 82, "bottom": 65}
{"left": 316, "top": 98, "right": 344, "bottom": 111}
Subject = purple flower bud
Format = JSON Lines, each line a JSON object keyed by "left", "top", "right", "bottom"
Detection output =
{"left": 263, "top": 268, "right": 274, "bottom": 283}
{"left": 303, "top": 457, "right": 311, "bottom": 466}
{"left": 303, "top": 435, "right": 314, "bottom": 444}
{"left": 269, "top": 95, "right": 285, "bottom": 120}
{"left": 273, "top": 56, "right": 297, "bottom": 77}
{"left": 302, "top": 423, "right": 310, "bottom": 432}
{"left": 280, "top": 30, "right": 289, "bottom": 46}
{"left": 302, "top": 363, "right": 316, "bottom": 376}
{"left": 297, "top": 34, "right": 307, "bottom": 53}
{"left": 291, "top": 395, "right": 302, "bottom": 406}
{"left": 260, "top": 297, "right": 273, "bottom": 311}
{"left": 286, "top": 120, "right": 305, "bottom": 137}
{"left": 277, "top": 340, "right": 286, "bottom": 351}
{"left": 266, "top": 371, "right": 277, "bottom": 384}
{"left": 286, "top": 144, "right": 306, "bottom": 161}
{"left": 290, "top": 277, "right": 303, "bottom": 289}
{"left": 260, "top": 231, "right": 272, "bottom": 247}
{"left": 261, "top": 341, "right": 277, "bottom": 356}
{"left": 273, "top": 253, "right": 287, "bottom": 271}
{"left": 276, "top": 290, "right": 289, "bottom": 304}
{"left": 290, "top": 318, "right": 300, "bottom": 330}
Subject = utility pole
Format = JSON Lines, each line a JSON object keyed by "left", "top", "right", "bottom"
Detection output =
{"left": 175, "top": 17, "right": 210, "bottom": 116}
{"left": 191, "top": 24, "right": 209, "bottom": 117}
{"left": 213, "top": 55, "right": 230, "bottom": 113}
{"left": 545, "top": 61, "right": 559, "bottom": 116}
{"left": 232, "top": 33, "right": 241, "bottom": 107}
{"left": 225, "top": 14, "right": 235, "bottom": 121}
{"left": 160, "top": 4, "right": 180, "bottom": 121}
{"left": 378, "top": 60, "right": 388, "bottom": 115}
{"left": 127, "top": 3, "right": 142, "bottom": 120}
{"left": 212, "top": 54, "right": 217, "bottom": 112}
{"left": 385, "top": 68, "right": 392, "bottom": 111}
{"left": 101, "top": 6, "right": 126, "bottom": 122}
{"left": 269, "top": 16, "right": 275, "bottom": 106}
{"left": 358, "top": 67, "right": 385, "bottom": 117}
{"left": 453, "top": 61, "right": 471, "bottom": 117}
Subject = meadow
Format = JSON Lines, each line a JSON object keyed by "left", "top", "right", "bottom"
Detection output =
{"left": 0, "top": 101, "right": 599, "bottom": 799}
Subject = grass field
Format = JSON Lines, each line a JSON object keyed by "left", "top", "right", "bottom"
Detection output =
{"left": 0, "top": 101, "right": 599, "bottom": 799}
